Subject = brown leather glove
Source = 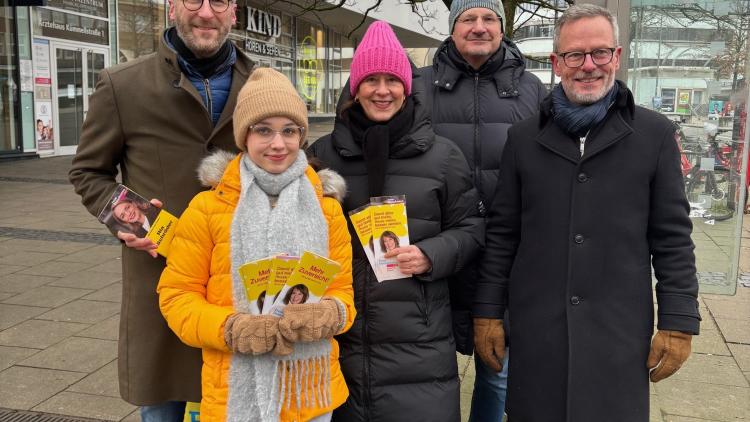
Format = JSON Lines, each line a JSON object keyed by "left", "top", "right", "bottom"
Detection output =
{"left": 473, "top": 318, "right": 506, "bottom": 373}
{"left": 647, "top": 330, "right": 692, "bottom": 382}
{"left": 223, "top": 313, "right": 283, "bottom": 356}
{"left": 278, "top": 298, "right": 344, "bottom": 343}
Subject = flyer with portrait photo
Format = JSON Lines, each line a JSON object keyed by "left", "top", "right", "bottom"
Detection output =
{"left": 348, "top": 204, "right": 377, "bottom": 271}
{"left": 262, "top": 255, "right": 299, "bottom": 315}
{"left": 238, "top": 257, "right": 274, "bottom": 315}
{"left": 97, "top": 184, "right": 178, "bottom": 257}
{"left": 270, "top": 251, "right": 341, "bottom": 317}
{"left": 370, "top": 195, "right": 410, "bottom": 281}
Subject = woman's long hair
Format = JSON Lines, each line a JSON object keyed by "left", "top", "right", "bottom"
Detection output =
{"left": 379, "top": 230, "right": 400, "bottom": 253}
{"left": 283, "top": 284, "right": 310, "bottom": 305}
{"left": 111, "top": 199, "right": 149, "bottom": 234}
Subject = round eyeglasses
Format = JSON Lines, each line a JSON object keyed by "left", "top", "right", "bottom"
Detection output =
{"left": 182, "top": 0, "right": 231, "bottom": 13}
{"left": 557, "top": 48, "right": 616, "bottom": 68}
{"left": 249, "top": 125, "right": 304, "bottom": 144}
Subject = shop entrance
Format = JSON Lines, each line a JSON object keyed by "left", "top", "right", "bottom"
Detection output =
{"left": 50, "top": 42, "right": 108, "bottom": 155}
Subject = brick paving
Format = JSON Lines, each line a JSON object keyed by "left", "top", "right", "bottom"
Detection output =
{"left": 0, "top": 147, "right": 748, "bottom": 421}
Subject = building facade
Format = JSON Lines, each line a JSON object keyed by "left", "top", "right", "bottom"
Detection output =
{"left": 0, "top": 0, "right": 448, "bottom": 158}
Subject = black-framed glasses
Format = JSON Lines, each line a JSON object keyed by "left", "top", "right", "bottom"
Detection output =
{"left": 182, "top": 0, "right": 231, "bottom": 13}
{"left": 557, "top": 48, "right": 616, "bottom": 68}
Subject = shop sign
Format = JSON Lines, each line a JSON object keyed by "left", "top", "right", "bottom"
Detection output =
{"left": 46, "top": 0, "right": 108, "bottom": 19}
{"left": 245, "top": 39, "right": 281, "bottom": 57}
{"left": 32, "top": 38, "right": 52, "bottom": 85}
{"left": 38, "top": 9, "right": 109, "bottom": 45}
{"left": 246, "top": 7, "right": 281, "bottom": 38}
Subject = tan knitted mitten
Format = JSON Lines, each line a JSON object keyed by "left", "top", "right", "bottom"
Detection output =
{"left": 223, "top": 313, "right": 280, "bottom": 355}
{"left": 278, "top": 298, "right": 344, "bottom": 343}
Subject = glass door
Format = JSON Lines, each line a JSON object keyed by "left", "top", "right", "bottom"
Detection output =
{"left": 54, "top": 46, "right": 83, "bottom": 155}
{"left": 52, "top": 43, "right": 108, "bottom": 155}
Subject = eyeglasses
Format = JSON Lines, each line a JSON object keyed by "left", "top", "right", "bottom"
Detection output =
{"left": 456, "top": 15, "right": 502, "bottom": 27}
{"left": 249, "top": 125, "right": 304, "bottom": 143}
{"left": 557, "top": 48, "right": 616, "bottom": 68}
{"left": 182, "top": 0, "right": 231, "bottom": 13}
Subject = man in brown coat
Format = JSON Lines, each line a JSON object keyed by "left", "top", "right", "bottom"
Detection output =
{"left": 69, "top": 0, "right": 253, "bottom": 419}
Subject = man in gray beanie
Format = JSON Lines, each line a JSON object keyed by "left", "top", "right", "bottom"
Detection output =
{"left": 417, "top": 0, "right": 547, "bottom": 420}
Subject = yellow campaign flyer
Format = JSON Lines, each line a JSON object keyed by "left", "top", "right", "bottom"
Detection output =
{"left": 347, "top": 204, "right": 377, "bottom": 272}
{"left": 97, "top": 184, "right": 177, "bottom": 258}
{"left": 238, "top": 257, "right": 273, "bottom": 315}
{"left": 147, "top": 209, "right": 178, "bottom": 257}
{"left": 370, "top": 195, "right": 410, "bottom": 281}
{"left": 263, "top": 255, "right": 299, "bottom": 315}
{"left": 270, "top": 251, "right": 341, "bottom": 316}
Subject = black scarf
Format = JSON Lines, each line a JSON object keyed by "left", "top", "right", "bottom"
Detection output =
{"left": 168, "top": 27, "right": 232, "bottom": 78}
{"left": 346, "top": 97, "right": 415, "bottom": 197}
{"left": 551, "top": 81, "right": 619, "bottom": 137}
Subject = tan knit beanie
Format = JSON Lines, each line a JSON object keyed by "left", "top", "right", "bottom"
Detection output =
{"left": 233, "top": 68, "right": 308, "bottom": 151}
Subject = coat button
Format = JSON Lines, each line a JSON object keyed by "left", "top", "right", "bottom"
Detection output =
{"left": 571, "top": 296, "right": 581, "bottom": 305}
{"left": 577, "top": 173, "right": 589, "bottom": 183}
{"left": 574, "top": 234, "right": 584, "bottom": 244}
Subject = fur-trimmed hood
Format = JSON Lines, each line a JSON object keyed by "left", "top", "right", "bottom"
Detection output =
{"left": 197, "top": 150, "right": 347, "bottom": 202}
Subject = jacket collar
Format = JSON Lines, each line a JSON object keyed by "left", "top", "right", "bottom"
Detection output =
{"left": 431, "top": 38, "right": 526, "bottom": 98}
{"left": 163, "top": 27, "right": 237, "bottom": 80}
{"left": 330, "top": 74, "right": 434, "bottom": 159}
{"left": 158, "top": 27, "right": 253, "bottom": 85}
{"left": 200, "top": 152, "right": 343, "bottom": 206}
{"left": 536, "top": 81, "right": 635, "bottom": 163}
{"left": 158, "top": 28, "right": 254, "bottom": 138}
{"left": 540, "top": 80, "right": 635, "bottom": 124}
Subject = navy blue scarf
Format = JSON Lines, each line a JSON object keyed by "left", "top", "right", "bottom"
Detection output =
{"left": 551, "top": 81, "right": 619, "bottom": 137}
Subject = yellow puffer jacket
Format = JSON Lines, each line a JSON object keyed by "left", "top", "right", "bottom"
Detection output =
{"left": 157, "top": 152, "right": 355, "bottom": 422}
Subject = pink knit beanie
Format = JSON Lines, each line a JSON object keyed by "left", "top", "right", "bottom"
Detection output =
{"left": 349, "top": 21, "right": 412, "bottom": 96}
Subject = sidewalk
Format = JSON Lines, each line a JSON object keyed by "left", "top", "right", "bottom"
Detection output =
{"left": 0, "top": 155, "right": 748, "bottom": 421}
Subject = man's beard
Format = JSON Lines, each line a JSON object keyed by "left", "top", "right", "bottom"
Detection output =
{"left": 562, "top": 70, "right": 615, "bottom": 105}
{"left": 174, "top": 12, "right": 230, "bottom": 57}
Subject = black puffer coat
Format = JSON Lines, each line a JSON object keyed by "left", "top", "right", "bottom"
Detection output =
{"left": 474, "top": 83, "right": 700, "bottom": 421}
{"left": 418, "top": 38, "right": 547, "bottom": 353}
{"left": 308, "top": 78, "right": 484, "bottom": 422}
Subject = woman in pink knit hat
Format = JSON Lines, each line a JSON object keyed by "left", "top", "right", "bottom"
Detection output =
{"left": 308, "top": 20, "right": 483, "bottom": 421}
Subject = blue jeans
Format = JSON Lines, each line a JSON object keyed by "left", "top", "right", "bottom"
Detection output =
{"left": 140, "top": 401, "right": 187, "bottom": 422}
{"left": 469, "top": 348, "right": 509, "bottom": 422}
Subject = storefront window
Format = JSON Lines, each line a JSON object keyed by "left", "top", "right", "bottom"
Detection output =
{"left": 0, "top": 1, "right": 18, "bottom": 154}
{"left": 231, "top": 3, "right": 293, "bottom": 80}
{"left": 117, "top": 0, "right": 166, "bottom": 62}
{"left": 297, "top": 19, "right": 325, "bottom": 114}
{"left": 630, "top": 0, "right": 749, "bottom": 294}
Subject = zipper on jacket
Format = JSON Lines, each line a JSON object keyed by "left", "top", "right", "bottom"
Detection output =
{"left": 472, "top": 73, "right": 482, "bottom": 193}
{"left": 203, "top": 79, "right": 213, "bottom": 123}
{"left": 419, "top": 283, "right": 430, "bottom": 326}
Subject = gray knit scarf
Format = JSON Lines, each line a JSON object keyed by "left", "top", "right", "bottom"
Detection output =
{"left": 227, "top": 152, "right": 332, "bottom": 421}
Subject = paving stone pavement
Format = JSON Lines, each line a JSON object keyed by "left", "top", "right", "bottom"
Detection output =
{"left": 0, "top": 152, "right": 749, "bottom": 421}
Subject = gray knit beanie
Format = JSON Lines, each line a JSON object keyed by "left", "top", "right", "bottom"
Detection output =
{"left": 449, "top": 0, "right": 505, "bottom": 32}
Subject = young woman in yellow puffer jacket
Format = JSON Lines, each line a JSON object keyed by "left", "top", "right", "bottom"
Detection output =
{"left": 157, "top": 68, "right": 355, "bottom": 422}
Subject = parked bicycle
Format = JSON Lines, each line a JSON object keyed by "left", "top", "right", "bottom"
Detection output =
{"left": 676, "top": 123, "right": 740, "bottom": 222}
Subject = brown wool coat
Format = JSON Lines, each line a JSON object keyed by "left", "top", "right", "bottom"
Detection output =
{"left": 69, "top": 31, "right": 254, "bottom": 405}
